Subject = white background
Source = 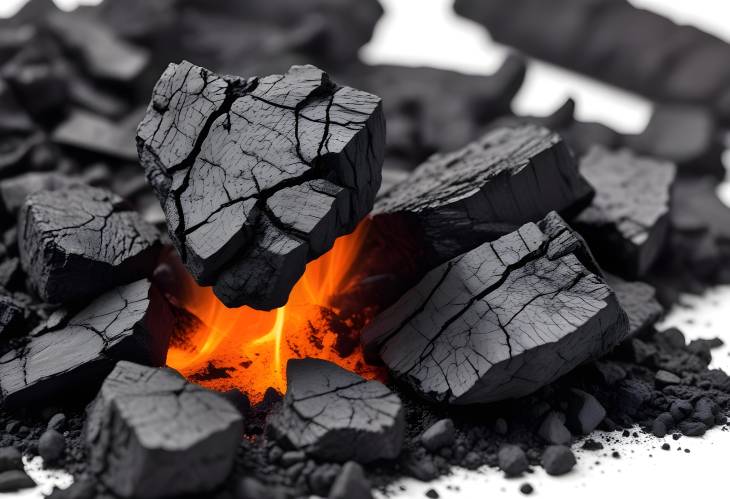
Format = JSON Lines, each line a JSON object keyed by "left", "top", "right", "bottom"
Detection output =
{"left": 2, "top": 1, "right": 730, "bottom": 498}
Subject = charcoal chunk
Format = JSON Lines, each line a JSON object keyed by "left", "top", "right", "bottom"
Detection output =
{"left": 420, "top": 419, "right": 455, "bottom": 452}
{"left": 85, "top": 361, "right": 243, "bottom": 499}
{"left": 0, "top": 294, "right": 25, "bottom": 337}
{"left": 137, "top": 62, "right": 384, "bottom": 310}
{"left": 19, "top": 185, "right": 161, "bottom": 304}
{"left": 566, "top": 389, "right": 606, "bottom": 434}
{"left": 454, "top": 0, "right": 730, "bottom": 123}
{"left": 0, "top": 447, "right": 22, "bottom": 472}
{"left": 538, "top": 412, "right": 571, "bottom": 445}
{"left": 655, "top": 370, "right": 681, "bottom": 387}
{"left": 541, "top": 445, "right": 576, "bottom": 476}
{"left": 328, "top": 461, "right": 373, "bottom": 499}
{"left": 0, "top": 279, "right": 172, "bottom": 407}
{"left": 373, "top": 126, "right": 594, "bottom": 265}
{"left": 363, "top": 212, "right": 629, "bottom": 404}
{"left": 606, "top": 274, "right": 663, "bottom": 337}
{"left": 269, "top": 358, "right": 404, "bottom": 463}
{"left": 52, "top": 110, "right": 138, "bottom": 161}
{"left": 575, "top": 148, "right": 675, "bottom": 278}
{"left": 350, "top": 56, "right": 526, "bottom": 169}
{"left": 0, "top": 172, "right": 82, "bottom": 219}
{"left": 498, "top": 445, "right": 528, "bottom": 476}
{"left": 38, "top": 429, "right": 65, "bottom": 463}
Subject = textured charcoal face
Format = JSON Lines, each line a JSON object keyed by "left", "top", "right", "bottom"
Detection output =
{"left": 373, "top": 125, "right": 594, "bottom": 266}
{"left": 362, "top": 212, "right": 629, "bottom": 405}
{"left": 137, "top": 62, "right": 385, "bottom": 310}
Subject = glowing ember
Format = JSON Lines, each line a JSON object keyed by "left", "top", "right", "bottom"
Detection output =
{"left": 166, "top": 220, "right": 387, "bottom": 402}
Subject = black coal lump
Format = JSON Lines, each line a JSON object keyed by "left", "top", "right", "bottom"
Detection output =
{"left": 137, "top": 62, "right": 385, "bottom": 310}
{"left": 362, "top": 212, "right": 629, "bottom": 404}
{"left": 574, "top": 147, "right": 675, "bottom": 279}
{"left": 373, "top": 125, "right": 594, "bottom": 266}
{"left": 269, "top": 358, "right": 404, "bottom": 463}
{"left": 85, "top": 361, "right": 243, "bottom": 498}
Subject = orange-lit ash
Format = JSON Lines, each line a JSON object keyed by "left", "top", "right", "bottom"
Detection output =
{"left": 166, "top": 220, "right": 388, "bottom": 402}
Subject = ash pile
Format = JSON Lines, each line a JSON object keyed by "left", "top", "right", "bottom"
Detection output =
{"left": 0, "top": 1, "right": 729, "bottom": 499}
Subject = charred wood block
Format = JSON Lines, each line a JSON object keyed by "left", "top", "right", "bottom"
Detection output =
{"left": 0, "top": 172, "right": 81, "bottom": 219}
{"left": 574, "top": 148, "right": 675, "bottom": 278}
{"left": 137, "top": 62, "right": 385, "bottom": 310}
{"left": 453, "top": 0, "right": 730, "bottom": 122}
{"left": 269, "top": 358, "right": 405, "bottom": 463}
{"left": 606, "top": 274, "right": 662, "bottom": 337}
{"left": 85, "top": 361, "right": 243, "bottom": 499}
{"left": 0, "top": 279, "right": 173, "bottom": 407}
{"left": 362, "top": 212, "right": 629, "bottom": 404}
{"left": 373, "top": 125, "right": 594, "bottom": 266}
{"left": 19, "top": 185, "right": 161, "bottom": 304}
{"left": 350, "top": 56, "right": 526, "bottom": 169}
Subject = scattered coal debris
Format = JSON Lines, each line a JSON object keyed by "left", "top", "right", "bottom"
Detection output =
{"left": 363, "top": 212, "right": 629, "bottom": 404}
{"left": 269, "top": 358, "right": 404, "bottom": 463}
{"left": 137, "top": 61, "right": 385, "bottom": 310}
{"left": 19, "top": 185, "right": 161, "bottom": 304}
{"left": 85, "top": 361, "right": 243, "bottom": 498}
{"left": 574, "top": 147, "right": 675, "bottom": 279}
{"left": 373, "top": 125, "right": 593, "bottom": 267}
{"left": 454, "top": 0, "right": 730, "bottom": 123}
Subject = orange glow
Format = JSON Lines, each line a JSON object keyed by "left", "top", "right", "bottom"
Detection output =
{"left": 166, "top": 220, "right": 387, "bottom": 402}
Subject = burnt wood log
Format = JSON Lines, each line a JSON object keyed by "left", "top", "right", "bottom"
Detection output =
{"left": 85, "top": 361, "right": 243, "bottom": 499}
{"left": 0, "top": 279, "right": 173, "bottom": 407}
{"left": 348, "top": 56, "right": 526, "bottom": 170}
{"left": 373, "top": 125, "right": 594, "bottom": 266}
{"left": 362, "top": 212, "right": 629, "bottom": 405}
{"left": 269, "top": 358, "right": 405, "bottom": 463}
{"left": 606, "top": 274, "right": 662, "bottom": 337}
{"left": 18, "top": 185, "right": 161, "bottom": 304}
{"left": 454, "top": 0, "right": 730, "bottom": 123}
{"left": 574, "top": 148, "right": 676, "bottom": 278}
{"left": 137, "top": 62, "right": 385, "bottom": 310}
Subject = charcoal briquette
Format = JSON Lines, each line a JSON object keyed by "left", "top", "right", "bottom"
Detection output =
{"left": 498, "top": 445, "right": 528, "bottom": 476}
{"left": 540, "top": 445, "right": 576, "bottom": 476}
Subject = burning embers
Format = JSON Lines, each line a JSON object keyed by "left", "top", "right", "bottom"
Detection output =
{"left": 164, "top": 220, "right": 387, "bottom": 402}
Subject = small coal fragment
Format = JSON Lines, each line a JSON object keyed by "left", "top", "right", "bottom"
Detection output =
{"left": 520, "top": 483, "right": 534, "bottom": 495}
{"left": 540, "top": 445, "right": 576, "bottom": 476}
{"left": 0, "top": 172, "right": 82, "bottom": 219}
{"left": 47, "top": 413, "right": 66, "bottom": 432}
{"left": 0, "top": 447, "right": 22, "bottom": 472}
{"left": 19, "top": 185, "right": 161, "bottom": 304}
{"left": 269, "top": 358, "right": 404, "bottom": 463}
{"left": 38, "top": 429, "right": 65, "bottom": 464}
{"left": 52, "top": 110, "right": 138, "bottom": 161}
{"left": 350, "top": 56, "right": 526, "bottom": 169}
{"left": 498, "top": 445, "right": 528, "bottom": 476}
{"left": 453, "top": 0, "right": 730, "bottom": 122}
{"left": 363, "top": 212, "right": 629, "bottom": 404}
{"left": 678, "top": 421, "right": 706, "bottom": 437}
{"left": 606, "top": 274, "right": 663, "bottom": 337}
{"left": 538, "top": 412, "right": 571, "bottom": 445}
{"left": 655, "top": 370, "right": 681, "bottom": 387}
{"left": 137, "top": 62, "right": 385, "bottom": 310}
{"left": 373, "top": 125, "right": 594, "bottom": 265}
{"left": 328, "top": 461, "right": 373, "bottom": 499}
{"left": 420, "top": 419, "right": 455, "bottom": 452}
{"left": 566, "top": 389, "right": 606, "bottom": 434}
{"left": 574, "top": 147, "right": 675, "bottom": 278}
{"left": 85, "top": 361, "right": 243, "bottom": 498}
{"left": 0, "top": 470, "right": 35, "bottom": 492}
{"left": 0, "top": 279, "right": 172, "bottom": 407}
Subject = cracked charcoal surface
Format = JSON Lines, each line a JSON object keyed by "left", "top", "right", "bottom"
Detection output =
{"left": 0, "top": 279, "right": 173, "bottom": 407}
{"left": 606, "top": 274, "right": 663, "bottom": 337}
{"left": 85, "top": 361, "right": 243, "bottom": 499}
{"left": 268, "top": 358, "right": 405, "bottom": 463}
{"left": 137, "top": 62, "right": 385, "bottom": 310}
{"left": 348, "top": 56, "right": 526, "bottom": 171}
{"left": 19, "top": 185, "right": 161, "bottom": 304}
{"left": 454, "top": 0, "right": 730, "bottom": 122}
{"left": 574, "top": 148, "right": 676, "bottom": 279}
{"left": 373, "top": 125, "right": 594, "bottom": 266}
{"left": 362, "top": 212, "right": 629, "bottom": 404}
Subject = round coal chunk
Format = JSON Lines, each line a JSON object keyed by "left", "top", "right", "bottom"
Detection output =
{"left": 541, "top": 445, "right": 576, "bottom": 476}
{"left": 498, "top": 444, "right": 528, "bottom": 476}
{"left": 420, "top": 419, "right": 455, "bottom": 452}
{"left": 38, "top": 429, "right": 65, "bottom": 463}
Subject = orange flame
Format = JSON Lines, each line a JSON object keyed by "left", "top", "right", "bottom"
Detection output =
{"left": 166, "top": 220, "right": 387, "bottom": 402}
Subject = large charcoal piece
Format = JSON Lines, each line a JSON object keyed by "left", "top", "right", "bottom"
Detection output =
{"left": 19, "top": 185, "right": 161, "bottom": 304}
{"left": 269, "top": 358, "right": 404, "bottom": 463}
{"left": 373, "top": 125, "right": 593, "bottom": 265}
{"left": 362, "top": 212, "right": 629, "bottom": 404}
{"left": 454, "top": 0, "right": 730, "bottom": 121}
{"left": 574, "top": 148, "right": 676, "bottom": 278}
{"left": 350, "top": 56, "right": 526, "bottom": 170}
{"left": 137, "top": 62, "right": 384, "bottom": 310}
{"left": 85, "top": 361, "right": 243, "bottom": 499}
{"left": 0, "top": 280, "right": 172, "bottom": 407}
